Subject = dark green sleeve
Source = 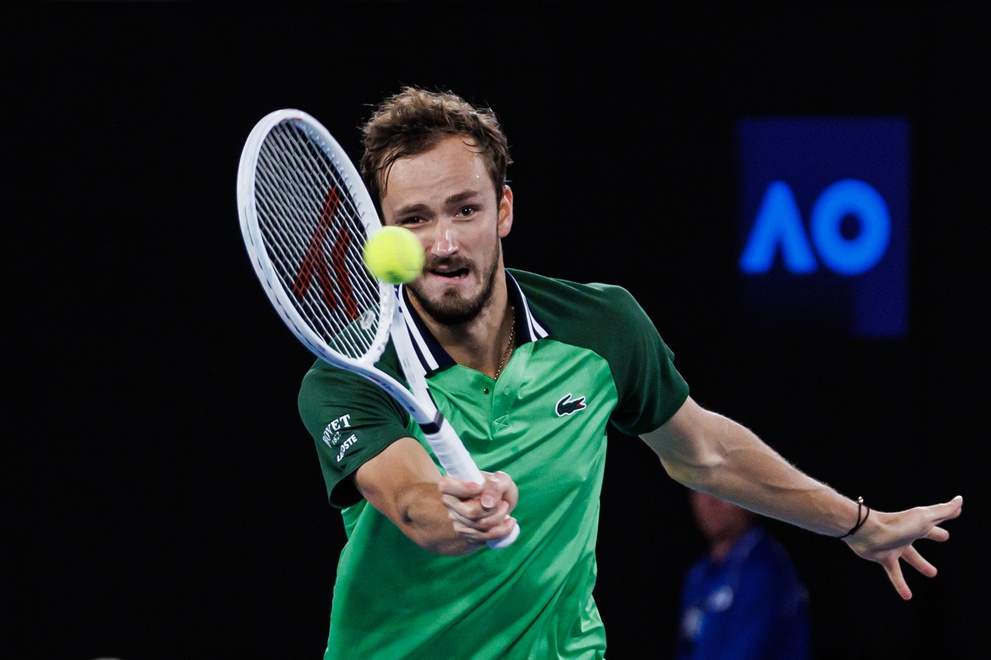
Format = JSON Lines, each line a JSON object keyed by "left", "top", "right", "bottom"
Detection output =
{"left": 596, "top": 284, "right": 690, "bottom": 435}
{"left": 511, "top": 270, "right": 689, "bottom": 436}
{"left": 297, "top": 348, "right": 413, "bottom": 509}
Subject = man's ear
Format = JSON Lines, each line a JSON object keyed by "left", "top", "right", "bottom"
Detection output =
{"left": 497, "top": 185, "right": 514, "bottom": 238}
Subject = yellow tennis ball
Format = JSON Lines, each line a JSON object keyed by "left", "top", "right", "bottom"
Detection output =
{"left": 362, "top": 225, "right": 425, "bottom": 284}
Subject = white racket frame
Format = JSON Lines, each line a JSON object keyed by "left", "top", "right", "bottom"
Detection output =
{"left": 237, "top": 109, "right": 518, "bottom": 549}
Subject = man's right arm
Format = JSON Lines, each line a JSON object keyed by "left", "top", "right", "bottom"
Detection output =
{"left": 353, "top": 436, "right": 517, "bottom": 555}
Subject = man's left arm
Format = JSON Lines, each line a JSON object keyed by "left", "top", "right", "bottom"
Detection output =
{"left": 642, "top": 396, "right": 963, "bottom": 599}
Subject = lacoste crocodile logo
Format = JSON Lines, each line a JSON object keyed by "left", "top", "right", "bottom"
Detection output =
{"left": 555, "top": 393, "right": 587, "bottom": 417}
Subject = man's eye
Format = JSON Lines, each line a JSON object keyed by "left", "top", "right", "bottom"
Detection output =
{"left": 457, "top": 206, "right": 476, "bottom": 218}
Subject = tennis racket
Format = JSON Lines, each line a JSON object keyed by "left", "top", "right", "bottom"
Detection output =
{"left": 236, "top": 109, "right": 519, "bottom": 549}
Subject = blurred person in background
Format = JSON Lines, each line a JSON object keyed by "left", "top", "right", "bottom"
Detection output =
{"left": 676, "top": 491, "right": 811, "bottom": 660}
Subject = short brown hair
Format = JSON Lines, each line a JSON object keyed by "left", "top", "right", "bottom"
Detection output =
{"left": 360, "top": 86, "right": 512, "bottom": 208}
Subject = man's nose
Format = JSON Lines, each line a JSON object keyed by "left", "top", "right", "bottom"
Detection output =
{"left": 430, "top": 221, "right": 459, "bottom": 257}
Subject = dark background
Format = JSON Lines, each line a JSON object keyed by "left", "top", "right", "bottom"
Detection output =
{"left": 5, "top": 1, "right": 988, "bottom": 658}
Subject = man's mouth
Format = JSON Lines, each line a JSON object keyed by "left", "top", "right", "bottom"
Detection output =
{"left": 428, "top": 261, "right": 471, "bottom": 279}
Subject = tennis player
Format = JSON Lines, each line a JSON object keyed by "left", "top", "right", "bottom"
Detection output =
{"left": 297, "top": 86, "right": 962, "bottom": 659}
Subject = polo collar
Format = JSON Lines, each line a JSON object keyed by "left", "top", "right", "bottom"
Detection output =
{"left": 397, "top": 271, "right": 549, "bottom": 375}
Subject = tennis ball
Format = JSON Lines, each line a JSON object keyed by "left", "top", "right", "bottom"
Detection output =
{"left": 362, "top": 225, "right": 425, "bottom": 284}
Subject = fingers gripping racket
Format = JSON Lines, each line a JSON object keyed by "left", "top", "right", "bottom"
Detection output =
{"left": 237, "top": 109, "right": 519, "bottom": 549}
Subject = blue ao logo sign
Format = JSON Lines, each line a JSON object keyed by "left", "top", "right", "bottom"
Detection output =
{"left": 736, "top": 118, "right": 910, "bottom": 338}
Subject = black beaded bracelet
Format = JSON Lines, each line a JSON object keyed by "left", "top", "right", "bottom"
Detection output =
{"left": 837, "top": 496, "right": 870, "bottom": 539}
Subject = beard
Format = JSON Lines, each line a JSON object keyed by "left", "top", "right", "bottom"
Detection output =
{"left": 406, "top": 250, "right": 501, "bottom": 326}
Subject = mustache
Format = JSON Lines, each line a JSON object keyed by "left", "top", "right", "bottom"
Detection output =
{"left": 425, "top": 255, "right": 473, "bottom": 272}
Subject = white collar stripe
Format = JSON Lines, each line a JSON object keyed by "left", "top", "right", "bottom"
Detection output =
{"left": 520, "top": 294, "right": 548, "bottom": 341}
{"left": 509, "top": 274, "right": 548, "bottom": 342}
{"left": 407, "top": 312, "right": 439, "bottom": 372}
{"left": 398, "top": 286, "right": 440, "bottom": 372}
{"left": 396, "top": 273, "right": 549, "bottom": 374}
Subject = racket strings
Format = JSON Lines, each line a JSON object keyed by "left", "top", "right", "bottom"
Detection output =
{"left": 254, "top": 122, "right": 383, "bottom": 360}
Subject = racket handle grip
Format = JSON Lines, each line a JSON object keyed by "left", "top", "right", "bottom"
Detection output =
{"left": 425, "top": 418, "right": 520, "bottom": 550}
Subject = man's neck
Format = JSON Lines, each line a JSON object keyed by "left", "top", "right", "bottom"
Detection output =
{"left": 412, "top": 272, "right": 513, "bottom": 378}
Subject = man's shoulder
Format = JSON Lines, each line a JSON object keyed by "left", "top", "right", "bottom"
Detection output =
{"left": 509, "top": 268, "right": 643, "bottom": 321}
{"left": 298, "top": 342, "right": 404, "bottom": 399}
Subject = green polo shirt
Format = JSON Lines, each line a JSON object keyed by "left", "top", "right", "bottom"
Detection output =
{"left": 298, "top": 269, "right": 689, "bottom": 659}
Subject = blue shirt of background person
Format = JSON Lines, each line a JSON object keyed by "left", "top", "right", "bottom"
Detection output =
{"left": 676, "top": 491, "right": 811, "bottom": 660}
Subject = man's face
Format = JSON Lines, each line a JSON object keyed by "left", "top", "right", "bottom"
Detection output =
{"left": 380, "top": 136, "right": 513, "bottom": 325}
